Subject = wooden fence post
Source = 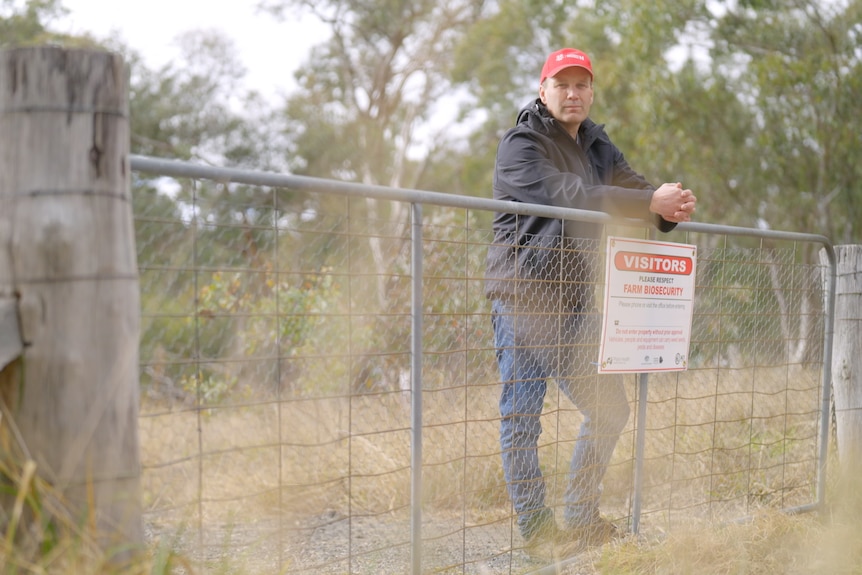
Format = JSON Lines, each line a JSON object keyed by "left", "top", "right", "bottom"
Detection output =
{"left": 824, "top": 245, "right": 862, "bottom": 473}
{"left": 0, "top": 46, "right": 143, "bottom": 556}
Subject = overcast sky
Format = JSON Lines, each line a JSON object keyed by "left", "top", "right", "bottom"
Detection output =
{"left": 57, "top": 0, "right": 327, "bottom": 101}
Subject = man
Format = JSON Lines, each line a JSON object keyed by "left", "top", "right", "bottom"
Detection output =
{"left": 485, "top": 48, "right": 697, "bottom": 551}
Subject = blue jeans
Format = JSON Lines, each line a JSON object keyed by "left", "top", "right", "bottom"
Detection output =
{"left": 491, "top": 299, "right": 630, "bottom": 535}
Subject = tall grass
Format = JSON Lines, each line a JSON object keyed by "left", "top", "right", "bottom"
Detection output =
{"left": 133, "top": 363, "right": 827, "bottom": 573}
{"left": 0, "top": 363, "right": 828, "bottom": 573}
{"left": 593, "top": 478, "right": 862, "bottom": 575}
{"left": 0, "top": 408, "right": 159, "bottom": 574}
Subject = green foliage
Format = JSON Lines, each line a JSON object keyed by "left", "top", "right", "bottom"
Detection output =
{"left": 140, "top": 260, "right": 344, "bottom": 403}
{"left": 127, "top": 29, "right": 264, "bottom": 164}
{"left": 11, "top": 0, "right": 862, "bottom": 245}
{"left": 270, "top": 0, "right": 486, "bottom": 189}
{"left": 0, "top": 0, "right": 70, "bottom": 47}
{"left": 198, "top": 269, "right": 339, "bottom": 353}
{"left": 708, "top": 0, "right": 862, "bottom": 240}
{"left": 195, "top": 268, "right": 342, "bottom": 398}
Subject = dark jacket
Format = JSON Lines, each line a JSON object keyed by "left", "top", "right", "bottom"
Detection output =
{"left": 485, "top": 99, "right": 675, "bottom": 310}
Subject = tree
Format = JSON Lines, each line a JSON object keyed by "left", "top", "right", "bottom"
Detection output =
{"left": 263, "top": 0, "right": 484, "bottom": 185}
{"left": 260, "top": 0, "right": 490, "bottom": 392}
{"left": 0, "top": 0, "right": 71, "bottom": 47}
{"left": 709, "top": 0, "right": 862, "bottom": 243}
{"left": 120, "top": 30, "right": 314, "bottom": 401}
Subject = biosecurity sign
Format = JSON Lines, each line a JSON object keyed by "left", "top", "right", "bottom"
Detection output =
{"left": 598, "top": 237, "right": 697, "bottom": 373}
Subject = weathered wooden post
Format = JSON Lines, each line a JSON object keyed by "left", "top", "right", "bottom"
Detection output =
{"left": 828, "top": 245, "right": 862, "bottom": 473}
{"left": 0, "top": 47, "right": 143, "bottom": 557}
{"left": 822, "top": 245, "right": 862, "bottom": 478}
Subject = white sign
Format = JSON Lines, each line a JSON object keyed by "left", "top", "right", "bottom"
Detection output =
{"left": 597, "top": 236, "right": 697, "bottom": 373}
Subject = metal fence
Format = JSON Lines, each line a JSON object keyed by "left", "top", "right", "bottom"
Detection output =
{"left": 130, "top": 155, "right": 835, "bottom": 575}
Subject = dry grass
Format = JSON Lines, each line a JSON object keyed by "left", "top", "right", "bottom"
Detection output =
{"left": 0, "top": 407, "right": 162, "bottom": 574}
{"left": 592, "top": 484, "right": 862, "bottom": 575}
{"left": 132, "top": 364, "right": 830, "bottom": 573}
{"left": 0, "top": 363, "right": 834, "bottom": 573}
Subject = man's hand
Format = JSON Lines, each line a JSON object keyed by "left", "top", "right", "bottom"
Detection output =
{"left": 650, "top": 182, "right": 697, "bottom": 223}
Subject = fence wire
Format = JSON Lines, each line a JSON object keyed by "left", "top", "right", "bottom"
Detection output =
{"left": 131, "top": 156, "right": 833, "bottom": 575}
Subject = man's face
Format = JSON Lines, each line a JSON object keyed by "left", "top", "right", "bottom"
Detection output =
{"left": 539, "top": 67, "right": 593, "bottom": 135}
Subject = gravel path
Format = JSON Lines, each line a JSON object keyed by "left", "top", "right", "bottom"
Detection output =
{"left": 146, "top": 509, "right": 614, "bottom": 574}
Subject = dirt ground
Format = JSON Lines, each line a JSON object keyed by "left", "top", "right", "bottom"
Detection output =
{"left": 145, "top": 508, "right": 616, "bottom": 574}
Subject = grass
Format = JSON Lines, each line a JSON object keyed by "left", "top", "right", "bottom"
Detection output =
{"left": 134, "top": 365, "right": 827, "bottom": 571}
{"left": 0, "top": 364, "right": 840, "bottom": 573}
{"left": 592, "top": 486, "right": 862, "bottom": 574}
{"left": 0, "top": 411, "right": 149, "bottom": 574}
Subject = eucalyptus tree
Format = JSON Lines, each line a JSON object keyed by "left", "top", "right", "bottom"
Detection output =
{"left": 125, "top": 30, "right": 308, "bottom": 400}
{"left": 0, "top": 0, "right": 71, "bottom": 46}
{"left": 708, "top": 0, "right": 862, "bottom": 243}
{"left": 263, "top": 0, "right": 488, "bottom": 276}
{"left": 256, "top": 0, "right": 494, "bottom": 393}
{"left": 696, "top": 0, "right": 862, "bottom": 364}
{"left": 128, "top": 29, "right": 289, "bottom": 274}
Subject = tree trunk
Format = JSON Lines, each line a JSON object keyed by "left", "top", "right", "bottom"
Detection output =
{"left": 823, "top": 245, "right": 862, "bottom": 473}
{"left": 0, "top": 46, "right": 143, "bottom": 557}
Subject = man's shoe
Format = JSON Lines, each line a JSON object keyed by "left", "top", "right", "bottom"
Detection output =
{"left": 556, "top": 517, "right": 623, "bottom": 555}
{"left": 520, "top": 508, "right": 561, "bottom": 556}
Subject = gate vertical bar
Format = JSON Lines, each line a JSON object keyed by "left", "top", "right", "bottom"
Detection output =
{"left": 410, "top": 202, "right": 424, "bottom": 575}
{"left": 817, "top": 244, "right": 836, "bottom": 508}
{"left": 631, "top": 372, "right": 649, "bottom": 534}
{"left": 630, "top": 226, "right": 654, "bottom": 534}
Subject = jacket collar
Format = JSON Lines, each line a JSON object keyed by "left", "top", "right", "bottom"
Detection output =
{"left": 517, "top": 98, "right": 607, "bottom": 150}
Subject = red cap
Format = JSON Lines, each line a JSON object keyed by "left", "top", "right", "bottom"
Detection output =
{"left": 540, "top": 48, "right": 593, "bottom": 84}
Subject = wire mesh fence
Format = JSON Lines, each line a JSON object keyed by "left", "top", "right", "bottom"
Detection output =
{"left": 131, "top": 156, "right": 832, "bottom": 574}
